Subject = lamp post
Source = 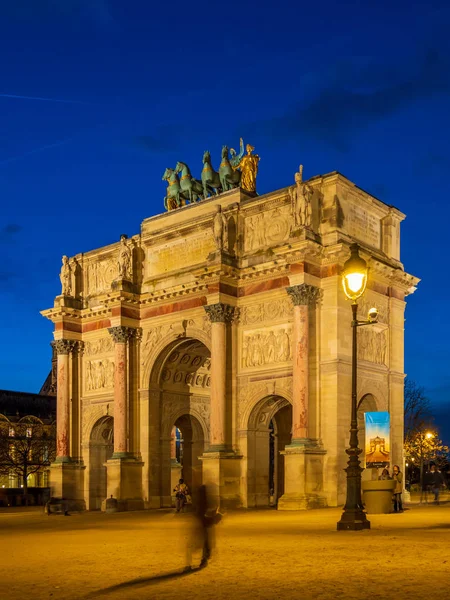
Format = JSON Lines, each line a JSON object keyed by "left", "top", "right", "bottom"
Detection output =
{"left": 337, "top": 243, "right": 378, "bottom": 531}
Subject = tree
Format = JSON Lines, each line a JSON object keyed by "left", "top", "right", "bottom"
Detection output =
{"left": 404, "top": 379, "right": 432, "bottom": 440}
{"left": 0, "top": 416, "right": 56, "bottom": 503}
{"left": 403, "top": 379, "right": 449, "bottom": 491}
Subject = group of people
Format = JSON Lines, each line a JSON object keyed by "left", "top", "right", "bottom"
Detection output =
{"left": 379, "top": 463, "right": 447, "bottom": 511}
{"left": 379, "top": 465, "right": 404, "bottom": 512}
{"left": 173, "top": 478, "right": 223, "bottom": 569}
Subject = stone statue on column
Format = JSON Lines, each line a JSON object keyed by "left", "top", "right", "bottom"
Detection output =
{"left": 117, "top": 234, "right": 132, "bottom": 281}
{"left": 59, "top": 256, "right": 72, "bottom": 296}
{"left": 213, "top": 206, "right": 228, "bottom": 252}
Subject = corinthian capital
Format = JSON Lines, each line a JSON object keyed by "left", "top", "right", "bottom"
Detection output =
{"left": 287, "top": 284, "right": 322, "bottom": 306}
{"left": 51, "top": 339, "right": 76, "bottom": 355}
{"left": 108, "top": 326, "right": 135, "bottom": 344}
{"left": 204, "top": 303, "right": 240, "bottom": 324}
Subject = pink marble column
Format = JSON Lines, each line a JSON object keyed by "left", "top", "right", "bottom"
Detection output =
{"left": 204, "top": 303, "right": 238, "bottom": 451}
{"left": 52, "top": 339, "right": 76, "bottom": 461}
{"left": 287, "top": 284, "right": 321, "bottom": 442}
{"left": 108, "top": 326, "right": 133, "bottom": 457}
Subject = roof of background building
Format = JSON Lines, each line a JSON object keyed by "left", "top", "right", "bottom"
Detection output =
{"left": 0, "top": 389, "right": 56, "bottom": 422}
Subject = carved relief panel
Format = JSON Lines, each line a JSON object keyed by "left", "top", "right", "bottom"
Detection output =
{"left": 357, "top": 294, "right": 389, "bottom": 366}
{"left": 84, "top": 358, "right": 115, "bottom": 392}
{"left": 240, "top": 297, "right": 292, "bottom": 326}
{"left": 85, "top": 257, "right": 118, "bottom": 295}
{"left": 241, "top": 325, "right": 293, "bottom": 370}
{"left": 244, "top": 205, "right": 292, "bottom": 252}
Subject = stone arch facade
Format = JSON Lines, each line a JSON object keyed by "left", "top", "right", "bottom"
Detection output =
{"left": 43, "top": 173, "right": 417, "bottom": 511}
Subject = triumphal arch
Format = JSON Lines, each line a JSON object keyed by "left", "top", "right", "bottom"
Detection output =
{"left": 42, "top": 145, "right": 418, "bottom": 511}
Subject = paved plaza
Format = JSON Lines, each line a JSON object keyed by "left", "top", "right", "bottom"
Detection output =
{"left": 1, "top": 505, "right": 449, "bottom": 600}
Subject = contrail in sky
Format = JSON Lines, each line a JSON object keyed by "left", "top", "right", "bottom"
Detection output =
{"left": 0, "top": 93, "right": 90, "bottom": 104}
{"left": 0, "top": 137, "right": 75, "bottom": 166}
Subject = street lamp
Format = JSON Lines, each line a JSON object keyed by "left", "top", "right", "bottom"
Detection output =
{"left": 419, "top": 431, "right": 434, "bottom": 503}
{"left": 337, "top": 243, "right": 378, "bottom": 531}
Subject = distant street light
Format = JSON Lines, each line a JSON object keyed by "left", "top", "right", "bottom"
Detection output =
{"left": 337, "top": 244, "right": 378, "bottom": 532}
{"left": 420, "top": 431, "right": 434, "bottom": 502}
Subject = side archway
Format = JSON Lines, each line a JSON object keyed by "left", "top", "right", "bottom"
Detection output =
{"left": 89, "top": 416, "right": 114, "bottom": 510}
{"left": 357, "top": 393, "right": 379, "bottom": 469}
{"left": 246, "top": 395, "right": 292, "bottom": 507}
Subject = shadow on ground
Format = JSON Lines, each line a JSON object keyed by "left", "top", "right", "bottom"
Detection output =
{"left": 85, "top": 563, "right": 206, "bottom": 598}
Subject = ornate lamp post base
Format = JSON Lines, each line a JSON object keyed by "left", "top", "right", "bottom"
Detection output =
{"left": 337, "top": 510, "right": 370, "bottom": 531}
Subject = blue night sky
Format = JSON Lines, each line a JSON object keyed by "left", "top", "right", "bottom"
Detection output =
{"left": 0, "top": 1, "right": 449, "bottom": 432}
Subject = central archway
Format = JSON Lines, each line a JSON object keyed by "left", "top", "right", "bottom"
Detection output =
{"left": 246, "top": 395, "right": 292, "bottom": 507}
{"left": 149, "top": 337, "right": 211, "bottom": 507}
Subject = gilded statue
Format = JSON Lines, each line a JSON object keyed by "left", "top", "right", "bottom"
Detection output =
{"left": 233, "top": 143, "right": 260, "bottom": 193}
{"left": 60, "top": 255, "right": 72, "bottom": 296}
{"left": 117, "top": 234, "right": 132, "bottom": 281}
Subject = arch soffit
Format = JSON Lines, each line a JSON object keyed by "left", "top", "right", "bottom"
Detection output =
{"left": 243, "top": 388, "right": 293, "bottom": 431}
{"left": 90, "top": 415, "right": 114, "bottom": 443}
{"left": 161, "top": 406, "right": 209, "bottom": 441}
{"left": 143, "top": 328, "right": 212, "bottom": 388}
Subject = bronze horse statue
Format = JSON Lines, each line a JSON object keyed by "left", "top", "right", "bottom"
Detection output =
{"left": 175, "top": 161, "right": 204, "bottom": 203}
{"left": 219, "top": 145, "right": 241, "bottom": 192}
{"left": 201, "top": 150, "right": 222, "bottom": 198}
{"left": 162, "top": 167, "right": 188, "bottom": 210}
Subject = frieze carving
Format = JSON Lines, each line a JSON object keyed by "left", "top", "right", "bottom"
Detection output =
{"left": 287, "top": 284, "right": 322, "bottom": 306}
{"left": 86, "top": 258, "right": 117, "bottom": 295}
{"left": 244, "top": 205, "right": 292, "bottom": 252}
{"left": 240, "top": 297, "right": 292, "bottom": 325}
{"left": 51, "top": 339, "right": 76, "bottom": 355}
{"left": 242, "top": 326, "right": 292, "bottom": 368}
{"left": 358, "top": 329, "right": 388, "bottom": 366}
{"left": 85, "top": 358, "right": 115, "bottom": 391}
{"left": 108, "top": 326, "right": 135, "bottom": 344}
{"left": 204, "top": 303, "right": 239, "bottom": 324}
{"left": 84, "top": 337, "right": 114, "bottom": 356}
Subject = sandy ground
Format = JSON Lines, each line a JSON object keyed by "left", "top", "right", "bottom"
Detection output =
{"left": 0, "top": 504, "right": 449, "bottom": 600}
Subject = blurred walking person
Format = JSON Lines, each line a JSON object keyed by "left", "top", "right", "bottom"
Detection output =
{"left": 187, "top": 485, "right": 223, "bottom": 569}
{"left": 426, "top": 464, "right": 445, "bottom": 504}
{"left": 392, "top": 465, "right": 403, "bottom": 513}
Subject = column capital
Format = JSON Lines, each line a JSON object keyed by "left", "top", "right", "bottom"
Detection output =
{"left": 51, "top": 339, "right": 76, "bottom": 355}
{"left": 287, "top": 284, "right": 322, "bottom": 307}
{"left": 204, "top": 303, "right": 240, "bottom": 324}
{"left": 108, "top": 326, "right": 135, "bottom": 344}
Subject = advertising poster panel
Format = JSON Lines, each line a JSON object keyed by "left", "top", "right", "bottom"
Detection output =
{"left": 364, "top": 411, "right": 390, "bottom": 468}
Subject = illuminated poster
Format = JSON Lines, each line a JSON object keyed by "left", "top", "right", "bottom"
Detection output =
{"left": 364, "top": 412, "right": 390, "bottom": 468}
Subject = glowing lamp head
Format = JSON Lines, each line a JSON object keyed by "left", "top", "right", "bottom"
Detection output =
{"left": 342, "top": 243, "right": 368, "bottom": 301}
{"left": 426, "top": 432, "right": 433, "bottom": 439}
